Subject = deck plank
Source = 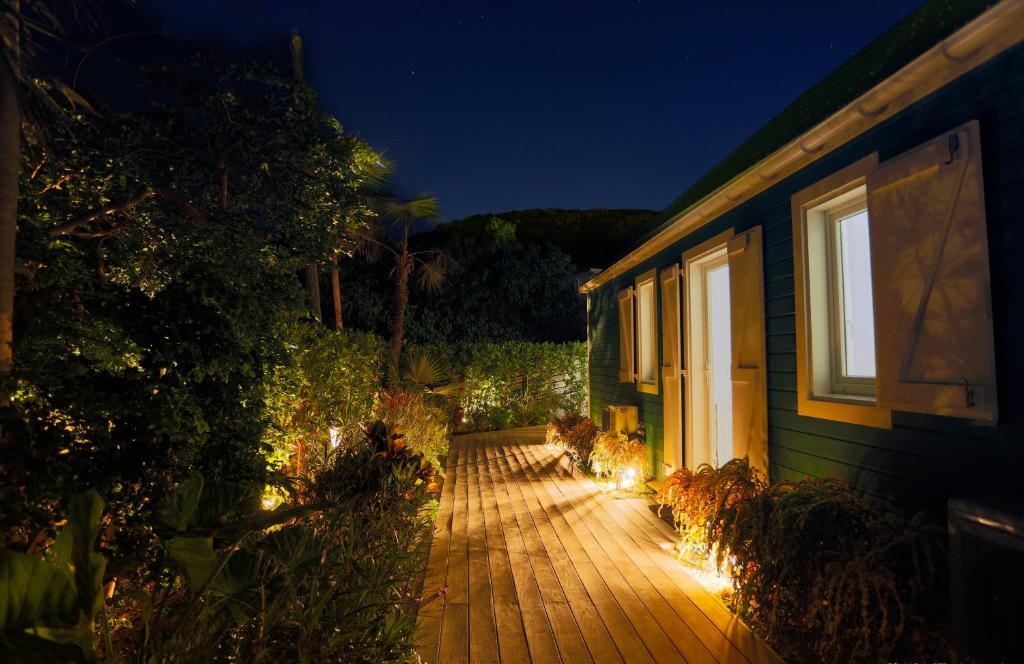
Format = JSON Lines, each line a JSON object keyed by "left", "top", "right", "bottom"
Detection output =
{"left": 416, "top": 429, "right": 782, "bottom": 664}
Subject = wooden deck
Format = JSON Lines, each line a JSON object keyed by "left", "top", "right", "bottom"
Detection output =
{"left": 415, "top": 427, "right": 783, "bottom": 664}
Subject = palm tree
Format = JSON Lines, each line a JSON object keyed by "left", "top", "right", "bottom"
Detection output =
{"left": 354, "top": 194, "right": 447, "bottom": 367}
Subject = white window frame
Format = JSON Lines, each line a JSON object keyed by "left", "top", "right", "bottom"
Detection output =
{"left": 635, "top": 268, "right": 659, "bottom": 395}
{"left": 791, "top": 154, "right": 891, "bottom": 429}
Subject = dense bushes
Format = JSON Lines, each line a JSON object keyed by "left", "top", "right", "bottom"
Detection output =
{"left": 264, "top": 322, "right": 385, "bottom": 470}
{"left": 425, "top": 340, "right": 586, "bottom": 431}
{"left": 0, "top": 421, "right": 435, "bottom": 663}
{"left": 657, "top": 460, "right": 951, "bottom": 663}
{"left": 546, "top": 412, "right": 598, "bottom": 468}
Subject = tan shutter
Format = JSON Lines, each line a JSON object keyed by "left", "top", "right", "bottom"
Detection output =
{"left": 660, "top": 265, "right": 683, "bottom": 470}
{"left": 866, "top": 120, "right": 997, "bottom": 422}
{"left": 617, "top": 286, "right": 635, "bottom": 382}
{"left": 728, "top": 227, "right": 768, "bottom": 474}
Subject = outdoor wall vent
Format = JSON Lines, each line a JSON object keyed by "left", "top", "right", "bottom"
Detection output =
{"left": 948, "top": 498, "right": 1024, "bottom": 663}
{"left": 602, "top": 405, "right": 638, "bottom": 436}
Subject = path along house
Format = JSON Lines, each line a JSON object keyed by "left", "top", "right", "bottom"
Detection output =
{"left": 581, "top": 0, "right": 1024, "bottom": 515}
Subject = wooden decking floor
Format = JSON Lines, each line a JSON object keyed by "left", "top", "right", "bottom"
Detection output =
{"left": 415, "top": 427, "right": 783, "bottom": 664}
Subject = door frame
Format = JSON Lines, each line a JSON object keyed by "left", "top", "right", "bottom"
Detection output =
{"left": 683, "top": 229, "right": 734, "bottom": 471}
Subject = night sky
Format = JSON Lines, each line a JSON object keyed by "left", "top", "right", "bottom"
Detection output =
{"left": 133, "top": 0, "right": 924, "bottom": 221}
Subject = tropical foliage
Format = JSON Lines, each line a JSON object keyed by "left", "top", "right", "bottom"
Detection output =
{"left": 0, "top": 422, "right": 435, "bottom": 663}
{"left": 656, "top": 460, "right": 952, "bottom": 663}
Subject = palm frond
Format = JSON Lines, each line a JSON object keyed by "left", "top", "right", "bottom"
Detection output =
{"left": 403, "top": 352, "right": 445, "bottom": 388}
{"left": 416, "top": 256, "right": 448, "bottom": 293}
{"left": 384, "top": 195, "right": 439, "bottom": 223}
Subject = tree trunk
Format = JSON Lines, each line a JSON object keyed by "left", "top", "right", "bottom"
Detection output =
{"left": 304, "top": 264, "right": 321, "bottom": 321}
{"left": 289, "top": 33, "right": 323, "bottom": 326}
{"left": 0, "top": 57, "right": 19, "bottom": 385}
{"left": 329, "top": 254, "right": 342, "bottom": 330}
{"left": 389, "top": 251, "right": 410, "bottom": 368}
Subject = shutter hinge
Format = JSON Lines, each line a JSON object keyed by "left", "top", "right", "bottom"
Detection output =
{"left": 945, "top": 133, "right": 960, "bottom": 165}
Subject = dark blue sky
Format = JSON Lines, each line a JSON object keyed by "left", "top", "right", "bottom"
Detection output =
{"left": 138, "top": 0, "right": 923, "bottom": 220}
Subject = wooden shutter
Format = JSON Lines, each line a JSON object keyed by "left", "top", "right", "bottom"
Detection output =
{"left": 617, "top": 286, "right": 635, "bottom": 382}
{"left": 866, "top": 120, "right": 997, "bottom": 422}
{"left": 728, "top": 227, "right": 768, "bottom": 474}
{"left": 660, "top": 266, "right": 683, "bottom": 470}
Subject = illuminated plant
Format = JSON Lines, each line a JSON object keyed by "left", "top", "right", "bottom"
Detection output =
{"left": 590, "top": 429, "right": 646, "bottom": 488}
{"left": 547, "top": 412, "right": 598, "bottom": 469}
{"left": 655, "top": 459, "right": 951, "bottom": 663}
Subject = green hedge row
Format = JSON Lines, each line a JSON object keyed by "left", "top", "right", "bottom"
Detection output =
{"left": 421, "top": 341, "right": 587, "bottom": 431}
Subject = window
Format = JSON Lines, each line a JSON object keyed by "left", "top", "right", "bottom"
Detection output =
{"left": 635, "top": 269, "right": 658, "bottom": 394}
{"left": 792, "top": 154, "right": 891, "bottom": 429}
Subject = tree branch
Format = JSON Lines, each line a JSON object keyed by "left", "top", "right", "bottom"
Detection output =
{"left": 49, "top": 187, "right": 210, "bottom": 237}
{"left": 48, "top": 190, "right": 155, "bottom": 236}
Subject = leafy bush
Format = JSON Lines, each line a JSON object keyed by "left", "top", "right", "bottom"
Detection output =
{"left": 589, "top": 430, "right": 646, "bottom": 486}
{"left": 263, "top": 322, "right": 385, "bottom": 472}
{"left": 423, "top": 340, "right": 586, "bottom": 431}
{"left": 656, "top": 461, "right": 951, "bottom": 663}
{"left": 376, "top": 388, "right": 450, "bottom": 471}
{"left": 1, "top": 422, "right": 435, "bottom": 663}
{"left": 546, "top": 413, "right": 598, "bottom": 468}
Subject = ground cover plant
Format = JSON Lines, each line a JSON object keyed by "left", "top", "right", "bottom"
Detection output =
{"left": 656, "top": 460, "right": 952, "bottom": 663}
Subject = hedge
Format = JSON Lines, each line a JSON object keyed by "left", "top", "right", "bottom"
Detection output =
{"left": 421, "top": 340, "right": 587, "bottom": 431}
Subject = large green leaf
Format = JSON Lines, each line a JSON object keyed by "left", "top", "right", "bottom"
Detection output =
{"left": 167, "top": 537, "right": 216, "bottom": 597}
{"left": 157, "top": 473, "right": 204, "bottom": 532}
{"left": 67, "top": 491, "right": 106, "bottom": 618}
{"left": 0, "top": 551, "right": 78, "bottom": 632}
{"left": 158, "top": 474, "right": 262, "bottom": 533}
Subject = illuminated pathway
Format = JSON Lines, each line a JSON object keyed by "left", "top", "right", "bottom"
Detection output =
{"left": 415, "top": 427, "right": 783, "bottom": 664}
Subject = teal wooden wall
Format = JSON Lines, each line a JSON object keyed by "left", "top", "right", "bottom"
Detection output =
{"left": 588, "top": 44, "right": 1024, "bottom": 513}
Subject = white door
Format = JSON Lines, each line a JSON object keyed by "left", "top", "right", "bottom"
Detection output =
{"left": 706, "top": 263, "right": 733, "bottom": 466}
{"left": 684, "top": 244, "right": 733, "bottom": 470}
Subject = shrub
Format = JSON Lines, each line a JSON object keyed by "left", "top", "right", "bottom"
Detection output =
{"left": 263, "top": 322, "right": 385, "bottom": 472}
{"left": 0, "top": 421, "right": 436, "bottom": 663}
{"left": 375, "top": 388, "right": 450, "bottom": 471}
{"left": 423, "top": 340, "right": 586, "bottom": 431}
{"left": 655, "top": 461, "right": 951, "bottom": 663}
{"left": 590, "top": 430, "right": 646, "bottom": 487}
{"left": 547, "top": 413, "right": 598, "bottom": 468}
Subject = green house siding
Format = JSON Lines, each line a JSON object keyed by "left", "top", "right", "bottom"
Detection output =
{"left": 588, "top": 44, "right": 1024, "bottom": 513}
